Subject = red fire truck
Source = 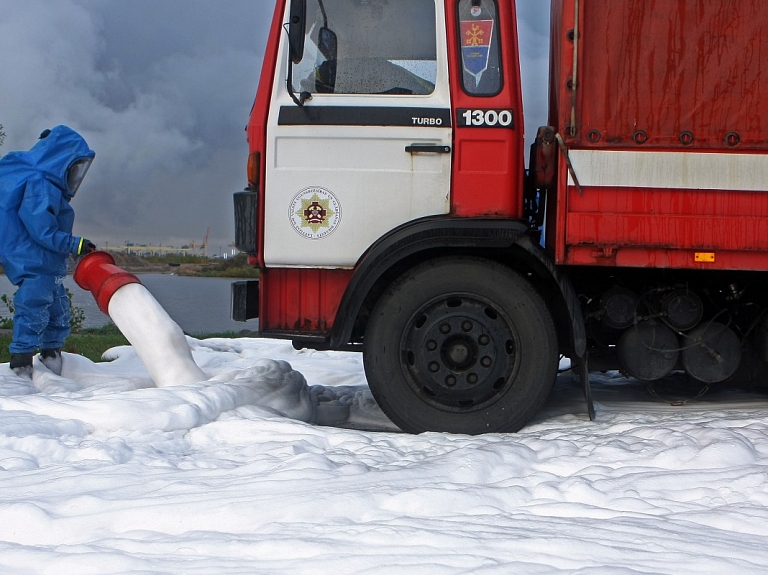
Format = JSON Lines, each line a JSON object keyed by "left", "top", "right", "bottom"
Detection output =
{"left": 233, "top": 0, "right": 768, "bottom": 434}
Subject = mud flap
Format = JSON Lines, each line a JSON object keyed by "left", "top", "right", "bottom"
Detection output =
{"left": 576, "top": 353, "right": 596, "bottom": 421}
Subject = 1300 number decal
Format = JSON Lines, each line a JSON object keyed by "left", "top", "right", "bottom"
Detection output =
{"left": 458, "top": 109, "right": 515, "bottom": 129}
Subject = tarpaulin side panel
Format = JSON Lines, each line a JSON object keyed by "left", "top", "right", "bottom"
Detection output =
{"left": 575, "top": 0, "right": 768, "bottom": 149}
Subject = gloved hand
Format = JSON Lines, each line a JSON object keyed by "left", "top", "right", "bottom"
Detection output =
{"left": 73, "top": 237, "right": 96, "bottom": 255}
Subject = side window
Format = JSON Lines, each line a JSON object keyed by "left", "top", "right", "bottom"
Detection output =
{"left": 292, "top": 0, "right": 437, "bottom": 96}
{"left": 457, "top": 0, "right": 502, "bottom": 96}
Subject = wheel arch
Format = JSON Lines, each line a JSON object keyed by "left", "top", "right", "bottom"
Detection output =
{"left": 504, "top": 235, "right": 586, "bottom": 359}
{"left": 328, "top": 217, "right": 586, "bottom": 359}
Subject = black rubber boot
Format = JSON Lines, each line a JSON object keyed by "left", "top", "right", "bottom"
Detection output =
{"left": 10, "top": 353, "right": 34, "bottom": 379}
{"left": 40, "top": 348, "right": 63, "bottom": 376}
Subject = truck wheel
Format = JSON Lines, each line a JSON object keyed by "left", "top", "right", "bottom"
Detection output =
{"left": 363, "top": 257, "right": 558, "bottom": 434}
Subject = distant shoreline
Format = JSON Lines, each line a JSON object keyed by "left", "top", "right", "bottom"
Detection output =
{"left": 1, "top": 252, "right": 259, "bottom": 279}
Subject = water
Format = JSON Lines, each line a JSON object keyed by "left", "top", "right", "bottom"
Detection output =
{"left": 0, "top": 273, "right": 259, "bottom": 335}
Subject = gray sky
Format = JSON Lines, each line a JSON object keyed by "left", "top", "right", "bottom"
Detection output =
{"left": 0, "top": 1, "right": 549, "bottom": 254}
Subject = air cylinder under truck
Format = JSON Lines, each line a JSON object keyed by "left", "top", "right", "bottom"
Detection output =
{"left": 232, "top": 0, "right": 768, "bottom": 434}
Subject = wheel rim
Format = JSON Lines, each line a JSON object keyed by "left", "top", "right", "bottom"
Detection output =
{"left": 401, "top": 294, "right": 521, "bottom": 411}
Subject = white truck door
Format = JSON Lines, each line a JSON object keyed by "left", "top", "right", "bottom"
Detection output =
{"left": 264, "top": 0, "right": 451, "bottom": 268}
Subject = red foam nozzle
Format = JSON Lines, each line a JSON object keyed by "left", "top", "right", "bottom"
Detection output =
{"left": 73, "top": 251, "right": 141, "bottom": 315}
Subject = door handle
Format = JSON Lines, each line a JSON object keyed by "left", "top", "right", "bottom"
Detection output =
{"left": 405, "top": 144, "right": 451, "bottom": 154}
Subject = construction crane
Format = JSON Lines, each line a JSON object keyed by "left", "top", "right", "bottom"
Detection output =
{"left": 187, "top": 228, "right": 211, "bottom": 256}
{"left": 202, "top": 227, "right": 210, "bottom": 257}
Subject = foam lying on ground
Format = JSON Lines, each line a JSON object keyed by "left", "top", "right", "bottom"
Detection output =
{"left": 0, "top": 337, "right": 392, "bottom": 470}
{"left": 0, "top": 337, "right": 767, "bottom": 573}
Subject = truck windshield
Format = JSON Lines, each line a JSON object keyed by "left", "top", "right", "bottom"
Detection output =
{"left": 291, "top": 0, "right": 437, "bottom": 96}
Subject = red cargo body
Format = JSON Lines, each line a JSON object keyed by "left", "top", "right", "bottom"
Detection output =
{"left": 549, "top": 0, "right": 768, "bottom": 271}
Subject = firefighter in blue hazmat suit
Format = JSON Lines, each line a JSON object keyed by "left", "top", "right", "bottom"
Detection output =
{"left": 0, "top": 125, "right": 96, "bottom": 377}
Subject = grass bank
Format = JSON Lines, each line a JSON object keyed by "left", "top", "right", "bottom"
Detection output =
{"left": 1, "top": 253, "right": 260, "bottom": 277}
{"left": 141, "top": 253, "right": 259, "bottom": 278}
{"left": 0, "top": 324, "right": 128, "bottom": 363}
{"left": 0, "top": 324, "right": 242, "bottom": 364}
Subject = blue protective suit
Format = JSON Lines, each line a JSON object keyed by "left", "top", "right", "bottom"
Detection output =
{"left": 0, "top": 125, "right": 95, "bottom": 354}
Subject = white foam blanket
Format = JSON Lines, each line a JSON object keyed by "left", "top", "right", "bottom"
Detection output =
{"left": 0, "top": 336, "right": 767, "bottom": 574}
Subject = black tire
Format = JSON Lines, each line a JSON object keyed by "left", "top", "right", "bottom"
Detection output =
{"left": 363, "top": 256, "right": 558, "bottom": 434}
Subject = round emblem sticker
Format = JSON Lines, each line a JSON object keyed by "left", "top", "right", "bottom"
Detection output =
{"left": 470, "top": 6, "right": 482, "bottom": 17}
{"left": 289, "top": 186, "right": 342, "bottom": 240}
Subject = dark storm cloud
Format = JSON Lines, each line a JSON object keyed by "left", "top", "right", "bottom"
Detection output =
{"left": 0, "top": 0, "right": 547, "bottom": 252}
{"left": 0, "top": 0, "right": 275, "bottom": 251}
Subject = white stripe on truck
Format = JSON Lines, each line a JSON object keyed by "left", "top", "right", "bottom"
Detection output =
{"left": 568, "top": 150, "right": 768, "bottom": 192}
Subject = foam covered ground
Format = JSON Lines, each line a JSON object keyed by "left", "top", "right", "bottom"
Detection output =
{"left": 1, "top": 337, "right": 767, "bottom": 574}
